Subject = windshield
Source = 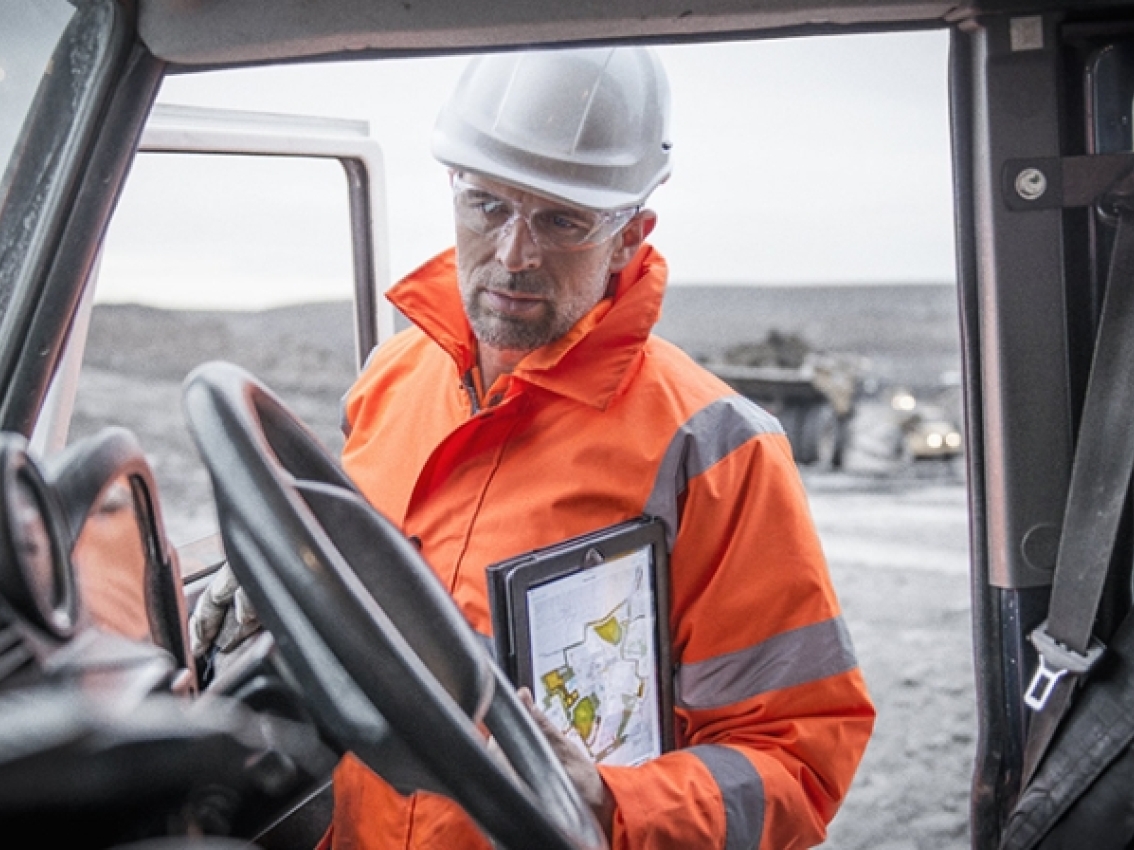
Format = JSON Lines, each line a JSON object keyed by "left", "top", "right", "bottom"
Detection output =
{"left": 0, "top": 0, "right": 76, "bottom": 204}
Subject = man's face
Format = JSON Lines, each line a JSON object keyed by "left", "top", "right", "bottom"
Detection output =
{"left": 453, "top": 174, "right": 631, "bottom": 354}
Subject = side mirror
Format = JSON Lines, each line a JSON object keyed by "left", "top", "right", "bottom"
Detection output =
{"left": 46, "top": 428, "right": 195, "bottom": 692}
{"left": 71, "top": 476, "right": 150, "bottom": 643}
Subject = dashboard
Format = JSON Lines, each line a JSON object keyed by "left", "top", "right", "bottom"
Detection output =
{"left": 0, "top": 427, "right": 332, "bottom": 847}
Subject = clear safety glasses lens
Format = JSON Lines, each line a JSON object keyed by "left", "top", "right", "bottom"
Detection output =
{"left": 451, "top": 176, "right": 637, "bottom": 251}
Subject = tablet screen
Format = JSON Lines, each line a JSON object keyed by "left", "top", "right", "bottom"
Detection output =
{"left": 524, "top": 544, "right": 663, "bottom": 766}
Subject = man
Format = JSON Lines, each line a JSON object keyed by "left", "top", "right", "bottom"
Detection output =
{"left": 197, "top": 45, "right": 873, "bottom": 849}
{"left": 338, "top": 44, "right": 873, "bottom": 849}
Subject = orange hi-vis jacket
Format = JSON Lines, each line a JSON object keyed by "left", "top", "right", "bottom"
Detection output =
{"left": 333, "top": 244, "right": 874, "bottom": 850}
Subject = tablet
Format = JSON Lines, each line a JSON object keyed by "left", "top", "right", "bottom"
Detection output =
{"left": 486, "top": 516, "right": 673, "bottom": 766}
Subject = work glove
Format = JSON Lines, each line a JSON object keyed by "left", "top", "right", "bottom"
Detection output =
{"left": 188, "top": 563, "right": 262, "bottom": 680}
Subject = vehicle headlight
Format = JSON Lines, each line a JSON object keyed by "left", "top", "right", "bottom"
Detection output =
{"left": 892, "top": 393, "right": 917, "bottom": 412}
{"left": 926, "top": 433, "right": 944, "bottom": 448}
{"left": 945, "top": 432, "right": 963, "bottom": 448}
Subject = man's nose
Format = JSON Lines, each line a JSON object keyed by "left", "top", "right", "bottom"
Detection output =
{"left": 496, "top": 216, "right": 542, "bottom": 271}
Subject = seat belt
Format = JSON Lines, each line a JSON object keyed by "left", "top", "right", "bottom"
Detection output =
{"left": 1002, "top": 611, "right": 1134, "bottom": 850}
{"left": 1018, "top": 178, "right": 1134, "bottom": 789}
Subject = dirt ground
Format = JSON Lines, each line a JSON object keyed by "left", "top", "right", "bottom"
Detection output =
{"left": 70, "top": 305, "right": 977, "bottom": 849}
{"left": 809, "top": 470, "right": 973, "bottom": 850}
{"left": 800, "top": 406, "right": 974, "bottom": 850}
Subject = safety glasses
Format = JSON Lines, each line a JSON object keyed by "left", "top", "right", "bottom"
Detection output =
{"left": 451, "top": 174, "right": 638, "bottom": 252}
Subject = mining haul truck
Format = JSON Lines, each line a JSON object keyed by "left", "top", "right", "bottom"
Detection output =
{"left": 706, "top": 333, "right": 860, "bottom": 469}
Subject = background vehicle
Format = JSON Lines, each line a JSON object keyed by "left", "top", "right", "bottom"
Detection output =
{"left": 3, "top": 1, "right": 1134, "bottom": 849}
{"left": 707, "top": 333, "right": 862, "bottom": 468}
{"left": 885, "top": 388, "right": 965, "bottom": 462}
{"left": 900, "top": 411, "right": 964, "bottom": 462}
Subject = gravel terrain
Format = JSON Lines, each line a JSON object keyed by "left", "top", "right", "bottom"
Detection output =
{"left": 810, "top": 472, "right": 973, "bottom": 850}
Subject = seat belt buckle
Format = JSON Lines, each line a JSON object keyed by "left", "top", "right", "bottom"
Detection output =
{"left": 1024, "top": 620, "right": 1105, "bottom": 712}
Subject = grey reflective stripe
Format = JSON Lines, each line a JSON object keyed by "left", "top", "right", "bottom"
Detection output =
{"left": 689, "top": 744, "right": 765, "bottom": 850}
{"left": 677, "top": 617, "right": 858, "bottom": 710}
{"left": 643, "top": 395, "right": 782, "bottom": 548}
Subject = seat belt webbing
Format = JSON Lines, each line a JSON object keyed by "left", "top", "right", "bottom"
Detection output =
{"left": 1019, "top": 194, "right": 1134, "bottom": 787}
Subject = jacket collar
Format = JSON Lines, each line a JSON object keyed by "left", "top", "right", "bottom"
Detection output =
{"left": 386, "top": 244, "right": 668, "bottom": 410}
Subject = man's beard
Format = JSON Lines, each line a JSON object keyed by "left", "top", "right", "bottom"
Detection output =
{"left": 462, "top": 268, "right": 577, "bottom": 352}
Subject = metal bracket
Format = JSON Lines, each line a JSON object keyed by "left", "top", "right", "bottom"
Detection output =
{"left": 1023, "top": 619, "right": 1105, "bottom": 711}
{"left": 1003, "top": 153, "right": 1134, "bottom": 211}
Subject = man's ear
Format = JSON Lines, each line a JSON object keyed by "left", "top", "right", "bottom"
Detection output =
{"left": 609, "top": 210, "right": 657, "bottom": 272}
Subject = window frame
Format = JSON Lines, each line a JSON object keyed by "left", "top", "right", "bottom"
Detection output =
{"left": 32, "top": 103, "right": 393, "bottom": 459}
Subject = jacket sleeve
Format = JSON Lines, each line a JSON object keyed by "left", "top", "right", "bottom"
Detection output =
{"left": 597, "top": 422, "right": 874, "bottom": 850}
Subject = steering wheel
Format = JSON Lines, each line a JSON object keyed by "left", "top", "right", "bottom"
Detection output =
{"left": 182, "top": 361, "right": 606, "bottom": 850}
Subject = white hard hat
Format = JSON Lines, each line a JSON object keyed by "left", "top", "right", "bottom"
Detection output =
{"left": 432, "top": 46, "right": 673, "bottom": 211}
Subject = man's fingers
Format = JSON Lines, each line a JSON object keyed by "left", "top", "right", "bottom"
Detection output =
{"left": 188, "top": 564, "right": 261, "bottom": 657}
{"left": 518, "top": 688, "right": 564, "bottom": 742}
{"left": 515, "top": 686, "right": 614, "bottom": 835}
{"left": 206, "top": 563, "right": 241, "bottom": 605}
{"left": 188, "top": 565, "right": 236, "bottom": 656}
{"left": 214, "top": 607, "right": 262, "bottom": 652}
{"left": 232, "top": 585, "right": 258, "bottom": 626}
{"left": 518, "top": 687, "right": 586, "bottom": 766}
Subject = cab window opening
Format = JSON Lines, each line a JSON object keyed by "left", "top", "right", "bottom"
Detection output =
{"left": 62, "top": 32, "right": 967, "bottom": 849}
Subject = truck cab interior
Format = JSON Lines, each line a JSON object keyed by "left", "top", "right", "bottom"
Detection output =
{"left": 4, "top": 1, "right": 1134, "bottom": 848}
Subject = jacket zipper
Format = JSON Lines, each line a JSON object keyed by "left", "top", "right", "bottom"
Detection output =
{"left": 461, "top": 369, "right": 481, "bottom": 415}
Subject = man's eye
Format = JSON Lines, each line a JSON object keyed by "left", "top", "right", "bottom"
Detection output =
{"left": 465, "top": 193, "right": 509, "bottom": 218}
{"left": 538, "top": 211, "right": 591, "bottom": 234}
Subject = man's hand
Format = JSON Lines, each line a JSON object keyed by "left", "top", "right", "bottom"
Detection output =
{"left": 518, "top": 687, "right": 615, "bottom": 840}
{"left": 188, "top": 563, "right": 262, "bottom": 679}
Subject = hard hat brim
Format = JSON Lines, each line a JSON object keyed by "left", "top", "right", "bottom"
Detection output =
{"left": 433, "top": 135, "right": 665, "bottom": 212}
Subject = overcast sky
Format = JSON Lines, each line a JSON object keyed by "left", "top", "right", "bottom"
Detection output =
{"left": 97, "top": 30, "right": 955, "bottom": 310}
